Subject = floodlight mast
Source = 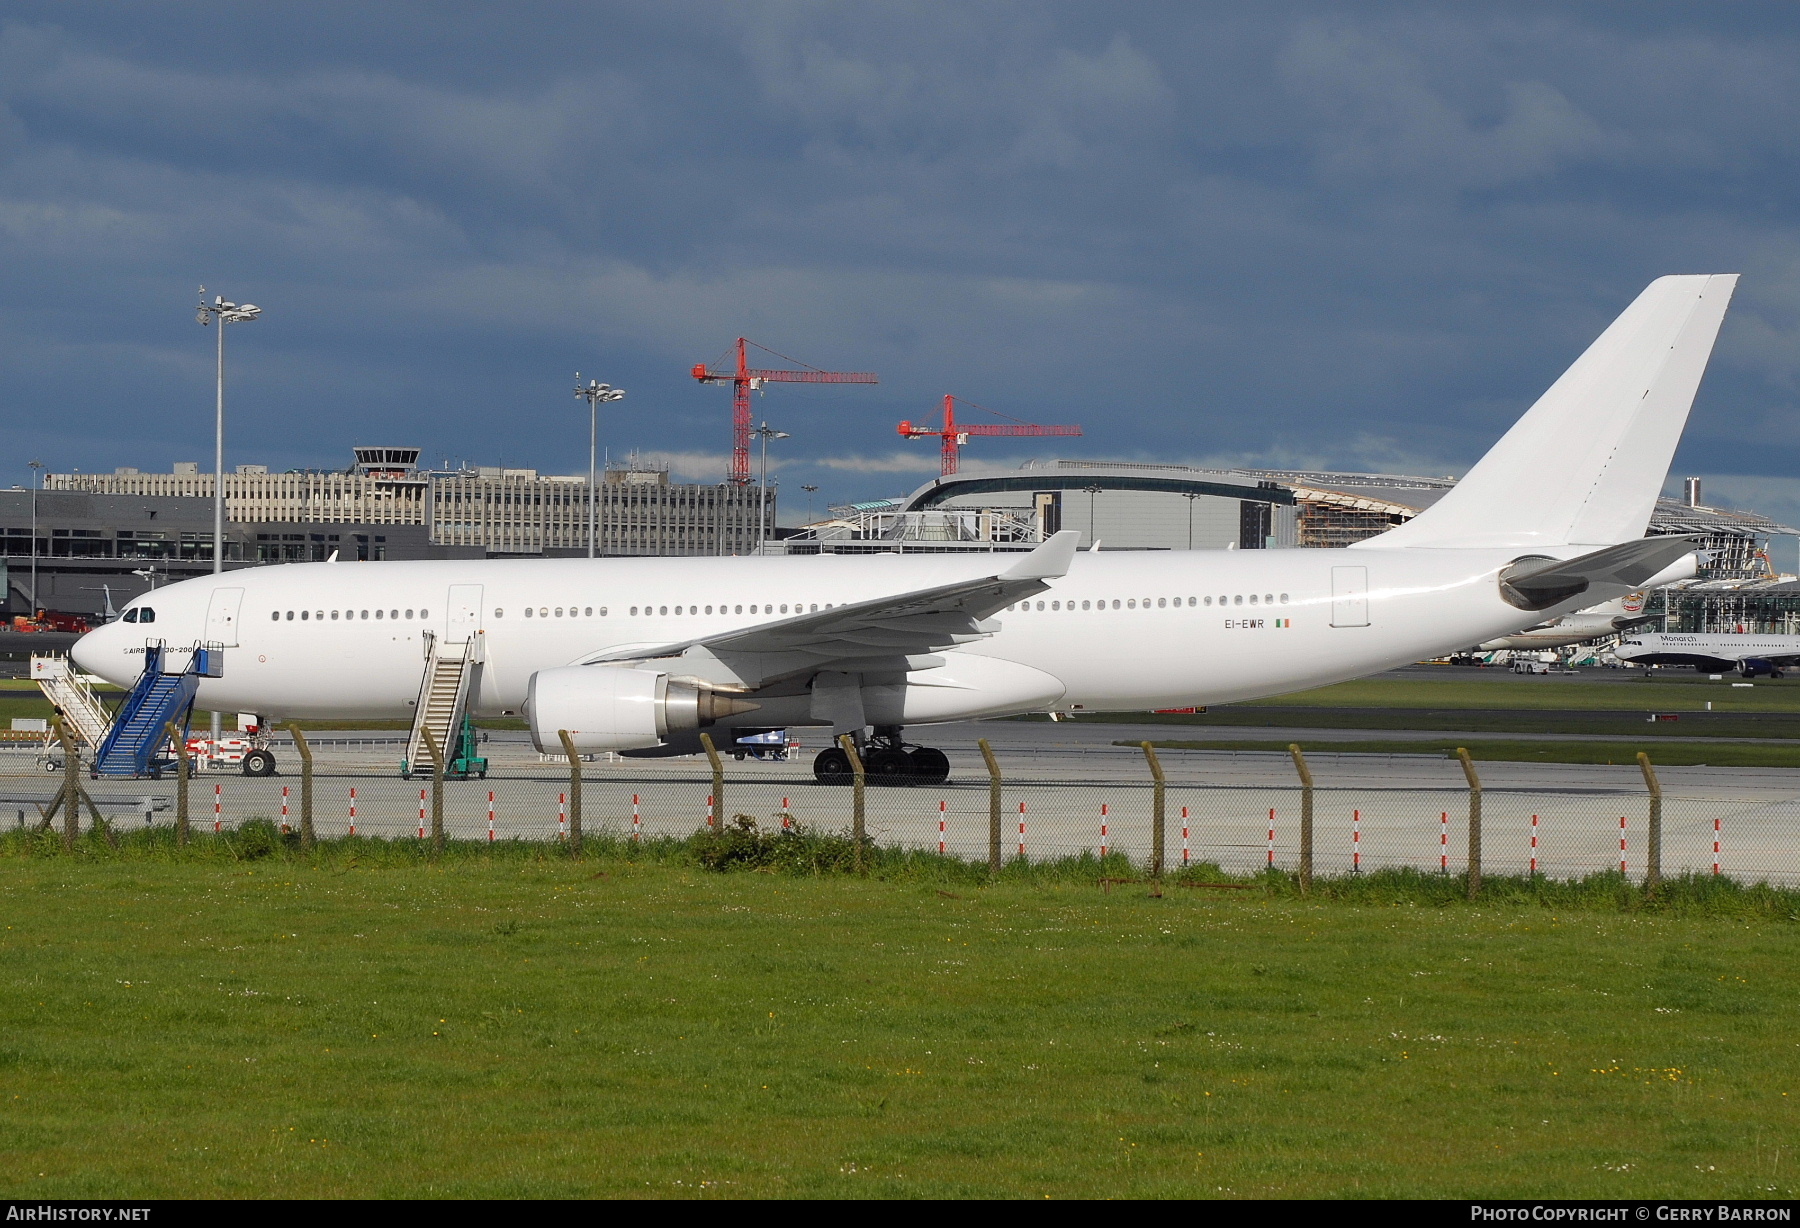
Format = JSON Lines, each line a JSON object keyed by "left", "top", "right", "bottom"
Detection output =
{"left": 574, "top": 376, "right": 626, "bottom": 558}
{"left": 194, "top": 287, "right": 261, "bottom": 749}
{"left": 752, "top": 421, "right": 789, "bottom": 547}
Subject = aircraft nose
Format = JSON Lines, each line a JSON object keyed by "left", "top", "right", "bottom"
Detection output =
{"left": 70, "top": 625, "right": 131, "bottom": 686}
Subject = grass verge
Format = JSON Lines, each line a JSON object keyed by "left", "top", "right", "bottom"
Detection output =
{"left": 3, "top": 823, "right": 1799, "bottom": 1198}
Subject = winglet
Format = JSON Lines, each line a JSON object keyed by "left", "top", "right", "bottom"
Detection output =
{"left": 1001, "top": 530, "right": 1081, "bottom": 581}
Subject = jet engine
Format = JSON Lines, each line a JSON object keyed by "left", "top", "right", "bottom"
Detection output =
{"left": 526, "top": 666, "right": 759, "bottom": 753}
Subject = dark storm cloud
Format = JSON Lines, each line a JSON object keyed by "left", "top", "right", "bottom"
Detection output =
{"left": 2, "top": 2, "right": 1799, "bottom": 520}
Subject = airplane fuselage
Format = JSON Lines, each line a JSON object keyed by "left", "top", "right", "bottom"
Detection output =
{"left": 73, "top": 546, "right": 1576, "bottom": 726}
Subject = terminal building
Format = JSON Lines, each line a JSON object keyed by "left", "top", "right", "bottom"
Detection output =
{"left": 6, "top": 448, "right": 769, "bottom": 619}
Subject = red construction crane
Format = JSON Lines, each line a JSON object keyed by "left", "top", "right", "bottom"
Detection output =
{"left": 692, "top": 338, "right": 879, "bottom": 485}
{"left": 898, "top": 395, "right": 1083, "bottom": 476}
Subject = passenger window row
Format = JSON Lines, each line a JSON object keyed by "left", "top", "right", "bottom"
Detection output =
{"left": 271, "top": 608, "right": 428, "bottom": 622}
{"left": 1008, "top": 593, "right": 1289, "bottom": 612}
{"left": 492, "top": 602, "right": 838, "bottom": 618}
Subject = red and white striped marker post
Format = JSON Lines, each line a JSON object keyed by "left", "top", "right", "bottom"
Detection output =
{"left": 280, "top": 785, "right": 290, "bottom": 833}
{"left": 781, "top": 797, "right": 792, "bottom": 832}
{"left": 632, "top": 793, "right": 641, "bottom": 842}
{"left": 487, "top": 790, "right": 496, "bottom": 842}
{"left": 1713, "top": 816, "right": 1722, "bottom": 876}
{"left": 1099, "top": 802, "right": 1109, "bottom": 858}
{"left": 348, "top": 786, "right": 357, "bottom": 836}
{"left": 1352, "top": 808, "right": 1361, "bottom": 873}
{"left": 707, "top": 793, "right": 715, "bottom": 830}
{"left": 418, "top": 789, "right": 427, "bottom": 840}
{"left": 1267, "top": 808, "right": 1276, "bottom": 868}
{"left": 938, "top": 799, "right": 947, "bottom": 855}
{"left": 1439, "top": 811, "right": 1449, "bottom": 872}
{"left": 1017, "top": 801, "right": 1027, "bottom": 859}
{"left": 558, "top": 792, "right": 567, "bottom": 841}
{"left": 1619, "top": 815, "right": 1628, "bottom": 875}
{"left": 1181, "top": 805, "right": 1190, "bottom": 866}
{"left": 214, "top": 783, "right": 222, "bottom": 833}
{"left": 1530, "top": 813, "right": 1539, "bottom": 875}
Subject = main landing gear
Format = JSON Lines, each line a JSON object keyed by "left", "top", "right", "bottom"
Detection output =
{"left": 812, "top": 727, "right": 950, "bottom": 786}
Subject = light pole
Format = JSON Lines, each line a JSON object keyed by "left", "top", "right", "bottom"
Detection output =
{"left": 1083, "top": 484, "right": 1103, "bottom": 545}
{"left": 1184, "top": 491, "right": 1201, "bottom": 550}
{"left": 195, "top": 288, "right": 260, "bottom": 749}
{"left": 27, "top": 460, "right": 42, "bottom": 615}
{"left": 802, "top": 484, "right": 818, "bottom": 523}
{"left": 573, "top": 376, "right": 626, "bottom": 558}
{"left": 752, "top": 421, "right": 789, "bottom": 547}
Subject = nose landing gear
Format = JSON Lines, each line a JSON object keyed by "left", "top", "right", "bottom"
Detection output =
{"left": 811, "top": 728, "right": 950, "bottom": 786}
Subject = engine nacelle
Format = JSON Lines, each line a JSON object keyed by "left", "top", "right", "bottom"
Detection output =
{"left": 526, "top": 666, "right": 759, "bottom": 752}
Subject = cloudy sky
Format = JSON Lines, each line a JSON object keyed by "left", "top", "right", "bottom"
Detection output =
{"left": 4, "top": 2, "right": 1799, "bottom": 525}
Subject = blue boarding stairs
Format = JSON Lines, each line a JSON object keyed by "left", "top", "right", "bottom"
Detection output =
{"left": 92, "top": 644, "right": 215, "bottom": 778}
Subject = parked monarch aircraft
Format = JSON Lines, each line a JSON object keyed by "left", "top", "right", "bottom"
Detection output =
{"left": 73, "top": 275, "right": 1736, "bottom": 783}
{"left": 1615, "top": 632, "right": 1800, "bottom": 678}
{"left": 1475, "top": 592, "right": 1653, "bottom": 651}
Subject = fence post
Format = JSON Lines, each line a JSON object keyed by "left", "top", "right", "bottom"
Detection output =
{"left": 166, "top": 721, "right": 189, "bottom": 846}
{"left": 836, "top": 734, "right": 866, "bottom": 871}
{"left": 54, "top": 717, "right": 79, "bottom": 852}
{"left": 1638, "top": 751, "right": 1662, "bottom": 890}
{"left": 978, "top": 738, "right": 1002, "bottom": 875}
{"left": 1457, "top": 747, "right": 1482, "bottom": 899}
{"left": 1288, "top": 744, "right": 1313, "bottom": 894}
{"left": 287, "top": 724, "right": 314, "bottom": 850}
{"left": 557, "top": 729, "right": 583, "bottom": 856}
{"left": 700, "top": 732, "right": 724, "bottom": 835}
{"left": 1141, "top": 742, "right": 1166, "bottom": 880}
{"left": 421, "top": 725, "right": 447, "bottom": 854}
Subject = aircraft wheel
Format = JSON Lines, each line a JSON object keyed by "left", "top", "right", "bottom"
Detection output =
{"left": 909, "top": 747, "right": 950, "bottom": 785}
{"left": 813, "top": 747, "right": 853, "bottom": 785}
{"left": 865, "top": 748, "right": 913, "bottom": 781}
{"left": 242, "top": 749, "right": 277, "bottom": 777}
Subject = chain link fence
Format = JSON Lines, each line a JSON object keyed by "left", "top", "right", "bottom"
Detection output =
{"left": 2, "top": 733, "right": 1792, "bottom": 885}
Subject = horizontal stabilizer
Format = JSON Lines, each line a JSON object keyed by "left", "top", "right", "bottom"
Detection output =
{"left": 1499, "top": 536, "right": 1700, "bottom": 612}
{"left": 1368, "top": 275, "right": 1738, "bottom": 550}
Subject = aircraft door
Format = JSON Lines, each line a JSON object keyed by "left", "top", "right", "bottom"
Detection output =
{"left": 204, "top": 587, "right": 245, "bottom": 646}
{"left": 446, "top": 584, "right": 484, "bottom": 643}
{"left": 1330, "top": 566, "right": 1369, "bottom": 628}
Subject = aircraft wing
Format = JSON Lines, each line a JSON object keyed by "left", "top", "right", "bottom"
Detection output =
{"left": 580, "top": 530, "right": 1081, "bottom": 689}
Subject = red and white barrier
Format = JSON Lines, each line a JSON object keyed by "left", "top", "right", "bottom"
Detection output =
{"left": 418, "top": 789, "right": 427, "bottom": 839}
{"left": 1352, "top": 808, "right": 1361, "bottom": 873}
{"left": 938, "top": 800, "right": 947, "bottom": 855}
{"left": 1619, "top": 815, "right": 1628, "bottom": 875}
{"left": 633, "top": 793, "right": 641, "bottom": 842}
{"left": 214, "top": 783, "right": 222, "bottom": 833}
{"left": 707, "top": 793, "right": 715, "bottom": 830}
{"left": 1267, "top": 808, "right": 1275, "bottom": 867}
{"left": 781, "top": 797, "right": 791, "bottom": 832}
{"left": 1099, "top": 802, "right": 1109, "bottom": 858}
{"left": 1713, "top": 816, "right": 1721, "bottom": 876}
{"left": 558, "top": 792, "right": 567, "bottom": 841}
{"left": 1439, "top": 811, "right": 1448, "bottom": 872}
{"left": 1530, "top": 813, "right": 1539, "bottom": 875}
{"left": 1181, "top": 805, "right": 1190, "bottom": 866}
{"left": 280, "top": 785, "right": 290, "bottom": 833}
{"left": 1017, "top": 801, "right": 1026, "bottom": 859}
{"left": 348, "top": 786, "right": 357, "bottom": 836}
{"left": 487, "top": 790, "right": 496, "bottom": 842}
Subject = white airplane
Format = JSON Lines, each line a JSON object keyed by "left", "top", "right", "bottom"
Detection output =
{"left": 1614, "top": 632, "right": 1800, "bottom": 678}
{"left": 1475, "top": 592, "right": 1653, "bottom": 651}
{"left": 72, "top": 274, "right": 1736, "bottom": 783}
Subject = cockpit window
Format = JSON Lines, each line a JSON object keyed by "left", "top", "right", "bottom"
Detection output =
{"left": 123, "top": 608, "right": 155, "bottom": 623}
{"left": 122, "top": 609, "right": 137, "bottom": 623}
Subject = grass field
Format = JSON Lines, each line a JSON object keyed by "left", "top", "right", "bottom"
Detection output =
{"left": 1133, "top": 737, "right": 1800, "bottom": 767}
{"left": 3, "top": 833, "right": 1798, "bottom": 1198}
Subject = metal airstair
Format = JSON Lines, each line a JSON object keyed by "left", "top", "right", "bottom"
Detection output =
{"left": 93, "top": 644, "right": 206, "bottom": 778}
{"left": 403, "top": 633, "right": 486, "bottom": 779}
{"left": 31, "top": 655, "right": 114, "bottom": 748}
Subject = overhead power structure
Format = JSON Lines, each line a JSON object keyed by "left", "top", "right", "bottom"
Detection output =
{"left": 898, "top": 395, "right": 1082, "bottom": 476}
{"left": 692, "top": 338, "right": 878, "bottom": 485}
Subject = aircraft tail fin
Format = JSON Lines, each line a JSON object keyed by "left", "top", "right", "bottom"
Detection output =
{"left": 1364, "top": 274, "right": 1737, "bottom": 551}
